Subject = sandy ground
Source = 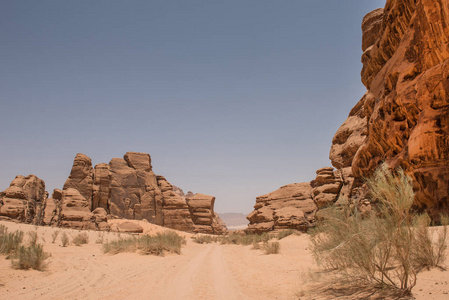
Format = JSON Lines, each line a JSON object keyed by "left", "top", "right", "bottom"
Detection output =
{"left": 0, "top": 221, "right": 448, "bottom": 300}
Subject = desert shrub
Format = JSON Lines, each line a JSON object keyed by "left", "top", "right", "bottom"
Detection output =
{"left": 72, "top": 233, "right": 89, "bottom": 246}
{"left": 251, "top": 241, "right": 261, "bottom": 250}
{"left": 219, "top": 232, "right": 270, "bottom": 245}
{"left": 0, "top": 225, "right": 24, "bottom": 255}
{"left": 103, "top": 231, "right": 184, "bottom": 256}
{"left": 192, "top": 235, "right": 218, "bottom": 244}
{"left": 12, "top": 243, "right": 50, "bottom": 271}
{"left": 264, "top": 241, "right": 280, "bottom": 254}
{"left": 95, "top": 232, "right": 104, "bottom": 244}
{"left": 61, "top": 233, "right": 69, "bottom": 247}
{"left": 51, "top": 231, "right": 60, "bottom": 243}
{"left": 27, "top": 231, "right": 38, "bottom": 246}
{"left": 276, "top": 229, "right": 297, "bottom": 240}
{"left": 311, "top": 163, "right": 431, "bottom": 294}
{"left": 412, "top": 214, "right": 448, "bottom": 271}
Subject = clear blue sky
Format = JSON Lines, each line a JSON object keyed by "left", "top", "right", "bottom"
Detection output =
{"left": 0, "top": 0, "right": 385, "bottom": 214}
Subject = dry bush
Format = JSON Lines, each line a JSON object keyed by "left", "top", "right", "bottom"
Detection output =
{"left": 72, "top": 232, "right": 89, "bottom": 246}
{"left": 191, "top": 235, "right": 218, "bottom": 244}
{"left": 219, "top": 232, "right": 270, "bottom": 245}
{"left": 0, "top": 225, "right": 24, "bottom": 255}
{"left": 61, "top": 232, "right": 69, "bottom": 247}
{"left": 51, "top": 231, "right": 60, "bottom": 243}
{"left": 27, "top": 231, "right": 38, "bottom": 246}
{"left": 311, "top": 163, "right": 446, "bottom": 295}
{"left": 264, "top": 241, "right": 280, "bottom": 254}
{"left": 95, "top": 232, "right": 104, "bottom": 244}
{"left": 276, "top": 229, "right": 297, "bottom": 240}
{"left": 103, "top": 231, "right": 184, "bottom": 256}
{"left": 412, "top": 214, "right": 448, "bottom": 271}
{"left": 12, "top": 243, "right": 50, "bottom": 271}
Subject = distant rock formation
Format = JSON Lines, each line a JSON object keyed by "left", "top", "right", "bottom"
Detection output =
{"left": 0, "top": 152, "right": 226, "bottom": 234}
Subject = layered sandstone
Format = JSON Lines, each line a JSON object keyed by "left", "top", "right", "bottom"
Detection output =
{"left": 57, "top": 152, "right": 226, "bottom": 234}
{"left": 0, "top": 175, "right": 47, "bottom": 224}
{"left": 246, "top": 183, "right": 316, "bottom": 233}
{"left": 330, "top": 0, "right": 449, "bottom": 218}
{"left": 246, "top": 167, "right": 344, "bottom": 232}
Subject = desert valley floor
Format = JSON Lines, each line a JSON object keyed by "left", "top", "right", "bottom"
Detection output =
{"left": 1, "top": 220, "right": 449, "bottom": 300}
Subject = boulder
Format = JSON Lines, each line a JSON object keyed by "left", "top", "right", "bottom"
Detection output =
{"left": 63, "top": 153, "right": 93, "bottom": 209}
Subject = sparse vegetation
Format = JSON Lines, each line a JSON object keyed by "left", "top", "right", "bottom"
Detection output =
{"left": 12, "top": 243, "right": 50, "bottom": 271}
{"left": 219, "top": 232, "right": 270, "bottom": 245}
{"left": 103, "top": 231, "right": 184, "bottom": 256}
{"left": 264, "top": 241, "right": 280, "bottom": 254}
{"left": 27, "top": 231, "right": 38, "bottom": 246}
{"left": 311, "top": 163, "right": 448, "bottom": 295}
{"left": 0, "top": 225, "right": 24, "bottom": 255}
{"left": 51, "top": 230, "right": 60, "bottom": 243}
{"left": 276, "top": 229, "right": 297, "bottom": 240}
{"left": 61, "top": 233, "right": 69, "bottom": 247}
{"left": 72, "top": 232, "right": 89, "bottom": 246}
{"left": 191, "top": 235, "right": 218, "bottom": 244}
{"left": 96, "top": 232, "right": 104, "bottom": 244}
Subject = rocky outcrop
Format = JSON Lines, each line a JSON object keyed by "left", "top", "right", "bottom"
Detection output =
{"left": 0, "top": 175, "right": 46, "bottom": 224}
{"left": 330, "top": 0, "right": 449, "bottom": 219}
{"left": 246, "top": 166, "right": 345, "bottom": 232}
{"left": 63, "top": 153, "right": 93, "bottom": 208}
{"left": 56, "top": 151, "right": 226, "bottom": 234}
{"left": 247, "top": 183, "right": 317, "bottom": 233}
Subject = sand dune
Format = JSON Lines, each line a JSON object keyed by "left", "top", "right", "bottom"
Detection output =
{"left": 1, "top": 221, "right": 448, "bottom": 299}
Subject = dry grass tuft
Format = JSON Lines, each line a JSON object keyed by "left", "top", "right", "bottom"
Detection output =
{"left": 72, "top": 232, "right": 89, "bottom": 246}
{"left": 103, "top": 231, "right": 184, "bottom": 256}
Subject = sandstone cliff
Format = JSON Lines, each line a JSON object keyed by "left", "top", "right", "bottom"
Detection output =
{"left": 331, "top": 0, "right": 449, "bottom": 218}
{"left": 248, "top": 0, "right": 449, "bottom": 230}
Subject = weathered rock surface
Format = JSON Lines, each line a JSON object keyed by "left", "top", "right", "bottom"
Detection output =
{"left": 63, "top": 153, "right": 93, "bottom": 209}
{"left": 0, "top": 175, "right": 46, "bottom": 224}
{"left": 329, "top": 0, "right": 449, "bottom": 218}
{"left": 57, "top": 152, "right": 226, "bottom": 234}
{"left": 247, "top": 183, "right": 317, "bottom": 233}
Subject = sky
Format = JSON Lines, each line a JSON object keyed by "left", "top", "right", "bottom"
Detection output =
{"left": 0, "top": 0, "right": 386, "bottom": 214}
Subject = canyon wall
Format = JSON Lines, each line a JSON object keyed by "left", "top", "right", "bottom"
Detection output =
{"left": 248, "top": 0, "right": 449, "bottom": 231}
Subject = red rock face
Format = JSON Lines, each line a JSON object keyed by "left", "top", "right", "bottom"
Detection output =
{"left": 331, "top": 0, "right": 449, "bottom": 218}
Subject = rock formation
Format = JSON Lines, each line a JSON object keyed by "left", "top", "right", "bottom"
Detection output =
{"left": 330, "top": 0, "right": 449, "bottom": 219}
{"left": 0, "top": 152, "right": 226, "bottom": 234}
{"left": 248, "top": 0, "right": 449, "bottom": 230}
{"left": 57, "top": 151, "right": 226, "bottom": 234}
{"left": 0, "top": 175, "right": 47, "bottom": 224}
{"left": 247, "top": 182, "right": 317, "bottom": 233}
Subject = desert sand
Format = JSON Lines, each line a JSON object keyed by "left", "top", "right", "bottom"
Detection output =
{"left": 0, "top": 220, "right": 448, "bottom": 300}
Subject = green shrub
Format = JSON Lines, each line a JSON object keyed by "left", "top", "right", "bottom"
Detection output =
{"left": 103, "top": 231, "right": 184, "bottom": 256}
{"left": 219, "top": 232, "right": 270, "bottom": 245}
{"left": 264, "top": 241, "right": 280, "bottom": 254}
{"left": 61, "top": 233, "right": 69, "bottom": 247}
{"left": 12, "top": 243, "right": 50, "bottom": 271}
{"left": 311, "top": 163, "right": 448, "bottom": 294}
{"left": 72, "top": 233, "right": 89, "bottom": 246}
{"left": 0, "top": 225, "right": 24, "bottom": 255}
